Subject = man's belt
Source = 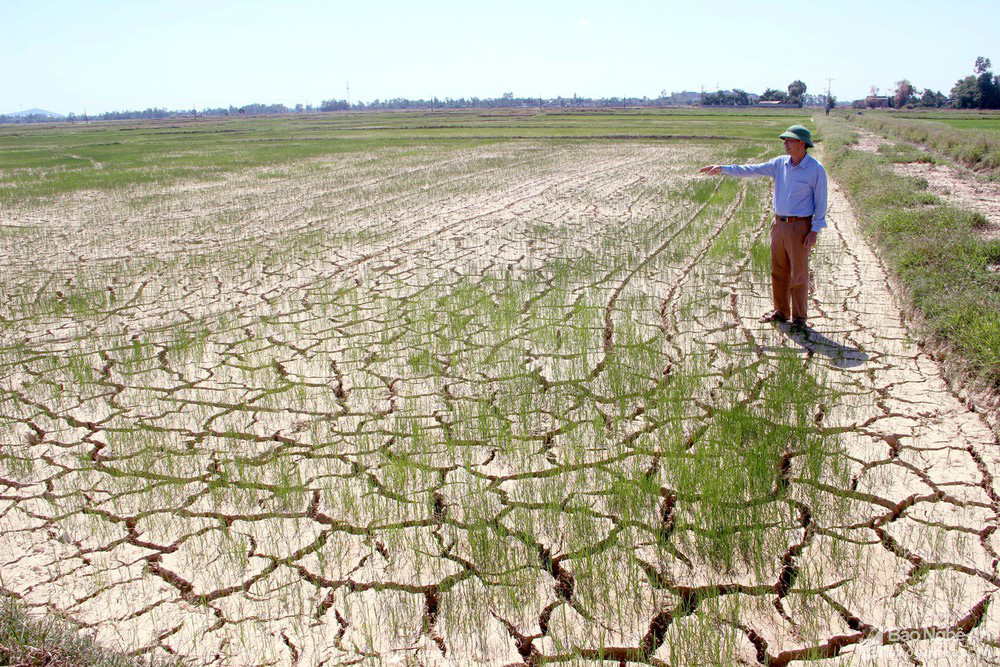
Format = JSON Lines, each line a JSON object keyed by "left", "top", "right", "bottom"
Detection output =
{"left": 775, "top": 215, "right": 813, "bottom": 223}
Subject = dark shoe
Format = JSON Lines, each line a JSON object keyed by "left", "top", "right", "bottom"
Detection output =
{"left": 759, "top": 310, "right": 788, "bottom": 323}
{"left": 789, "top": 318, "right": 809, "bottom": 332}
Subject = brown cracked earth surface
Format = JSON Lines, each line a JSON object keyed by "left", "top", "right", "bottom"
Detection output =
{"left": 1, "top": 141, "right": 999, "bottom": 666}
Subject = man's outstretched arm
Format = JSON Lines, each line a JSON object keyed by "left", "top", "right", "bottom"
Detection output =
{"left": 699, "top": 159, "right": 778, "bottom": 178}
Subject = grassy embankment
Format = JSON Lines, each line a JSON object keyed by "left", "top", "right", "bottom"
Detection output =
{"left": 817, "top": 113, "right": 1000, "bottom": 391}
{"left": 854, "top": 110, "right": 1000, "bottom": 176}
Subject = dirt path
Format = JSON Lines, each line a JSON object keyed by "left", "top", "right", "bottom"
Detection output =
{"left": 852, "top": 128, "right": 1000, "bottom": 236}
{"left": 752, "top": 158, "right": 1000, "bottom": 665}
{"left": 2, "top": 142, "right": 1000, "bottom": 665}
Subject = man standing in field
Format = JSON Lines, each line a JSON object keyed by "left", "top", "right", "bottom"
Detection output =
{"left": 699, "top": 125, "right": 827, "bottom": 331}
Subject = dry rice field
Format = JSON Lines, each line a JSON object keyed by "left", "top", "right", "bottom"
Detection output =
{"left": 1, "top": 113, "right": 998, "bottom": 666}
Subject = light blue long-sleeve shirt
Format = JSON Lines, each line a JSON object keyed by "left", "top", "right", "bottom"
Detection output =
{"left": 722, "top": 154, "right": 828, "bottom": 233}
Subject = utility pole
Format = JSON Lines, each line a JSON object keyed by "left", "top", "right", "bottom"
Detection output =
{"left": 346, "top": 81, "right": 350, "bottom": 108}
{"left": 826, "top": 78, "right": 833, "bottom": 114}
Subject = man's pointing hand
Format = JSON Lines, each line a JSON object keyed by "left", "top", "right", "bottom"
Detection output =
{"left": 699, "top": 165, "right": 723, "bottom": 175}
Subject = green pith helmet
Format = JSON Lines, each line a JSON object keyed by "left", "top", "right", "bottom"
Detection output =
{"left": 779, "top": 125, "right": 814, "bottom": 147}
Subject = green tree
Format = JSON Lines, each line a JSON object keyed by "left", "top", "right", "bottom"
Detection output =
{"left": 953, "top": 57, "right": 1000, "bottom": 109}
{"left": 916, "top": 88, "right": 947, "bottom": 108}
{"left": 974, "top": 57, "right": 1000, "bottom": 109}
{"left": 760, "top": 87, "right": 786, "bottom": 102}
{"left": 703, "top": 89, "right": 751, "bottom": 106}
{"left": 787, "top": 80, "right": 807, "bottom": 106}
{"left": 951, "top": 75, "right": 980, "bottom": 109}
{"left": 320, "top": 99, "right": 350, "bottom": 111}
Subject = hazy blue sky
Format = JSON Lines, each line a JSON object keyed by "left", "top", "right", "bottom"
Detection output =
{"left": 3, "top": 0, "right": 998, "bottom": 114}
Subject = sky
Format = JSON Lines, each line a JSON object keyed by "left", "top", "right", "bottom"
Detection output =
{"left": 3, "top": 0, "right": 998, "bottom": 115}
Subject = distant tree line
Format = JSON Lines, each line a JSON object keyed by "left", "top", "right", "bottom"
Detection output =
{"left": 0, "top": 94, "right": 688, "bottom": 124}
{"left": 5, "top": 57, "right": 998, "bottom": 125}
{"left": 89, "top": 103, "right": 304, "bottom": 121}
{"left": 322, "top": 93, "right": 662, "bottom": 111}
{"left": 861, "top": 80, "right": 950, "bottom": 109}
{"left": 859, "top": 57, "right": 998, "bottom": 110}
{"left": 0, "top": 103, "right": 316, "bottom": 124}
{"left": 760, "top": 80, "right": 810, "bottom": 107}
{"left": 0, "top": 112, "right": 65, "bottom": 124}
{"left": 889, "top": 80, "right": 949, "bottom": 109}
{"left": 701, "top": 89, "right": 752, "bottom": 106}
{"left": 644, "top": 80, "right": 837, "bottom": 109}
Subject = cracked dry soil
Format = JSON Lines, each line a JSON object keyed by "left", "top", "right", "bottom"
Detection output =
{"left": 1, "top": 142, "right": 999, "bottom": 666}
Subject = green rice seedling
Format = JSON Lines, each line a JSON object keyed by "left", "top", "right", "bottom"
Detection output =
{"left": 656, "top": 346, "right": 844, "bottom": 575}
{"left": 169, "top": 324, "right": 212, "bottom": 363}
{"left": 748, "top": 238, "right": 771, "bottom": 276}
{"left": 0, "top": 442, "right": 33, "bottom": 477}
{"left": 605, "top": 465, "right": 661, "bottom": 525}
{"left": 272, "top": 456, "right": 308, "bottom": 510}
{"left": 668, "top": 408, "right": 785, "bottom": 571}
{"left": 64, "top": 348, "right": 96, "bottom": 387}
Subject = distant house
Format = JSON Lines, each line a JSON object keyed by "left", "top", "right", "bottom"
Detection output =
{"left": 865, "top": 96, "right": 891, "bottom": 109}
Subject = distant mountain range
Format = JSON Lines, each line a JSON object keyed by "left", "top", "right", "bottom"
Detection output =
{"left": 6, "top": 108, "right": 64, "bottom": 118}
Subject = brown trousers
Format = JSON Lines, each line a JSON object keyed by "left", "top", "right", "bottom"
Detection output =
{"left": 770, "top": 218, "right": 811, "bottom": 320}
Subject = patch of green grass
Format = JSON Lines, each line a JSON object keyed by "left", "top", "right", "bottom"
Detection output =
{"left": 893, "top": 109, "right": 1000, "bottom": 133}
{"left": 0, "top": 594, "right": 180, "bottom": 667}
{"left": 877, "top": 141, "right": 935, "bottom": 164}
